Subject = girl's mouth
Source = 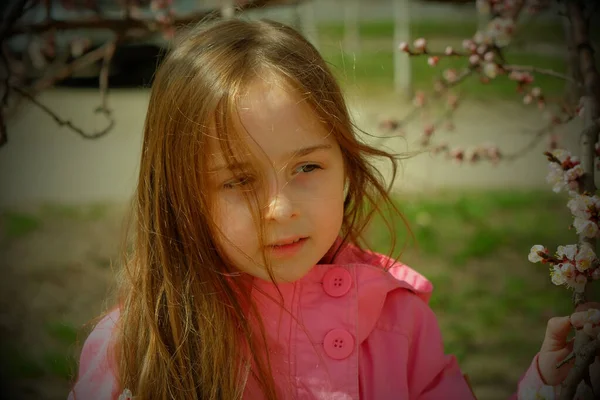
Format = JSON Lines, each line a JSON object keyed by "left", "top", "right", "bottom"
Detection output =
{"left": 269, "top": 237, "right": 308, "bottom": 257}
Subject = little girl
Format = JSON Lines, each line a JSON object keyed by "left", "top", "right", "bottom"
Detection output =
{"left": 68, "top": 18, "right": 597, "bottom": 400}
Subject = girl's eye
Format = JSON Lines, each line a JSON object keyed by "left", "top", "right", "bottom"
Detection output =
{"left": 223, "top": 176, "right": 254, "bottom": 190}
{"left": 296, "top": 164, "right": 322, "bottom": 174}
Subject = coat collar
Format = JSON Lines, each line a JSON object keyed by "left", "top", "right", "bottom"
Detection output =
{"left": 250, "top": 237, "right": 434, "bottom": 342}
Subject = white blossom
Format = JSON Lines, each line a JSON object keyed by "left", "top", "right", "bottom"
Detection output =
{"left": 575, "top": 242, "right": 597, "bottom": 271}
{"left": 551, "top": 265, "right": 567, "bottom": 286}
{"left": 573, "top": 218, "right": 599, "bottom": 239}
{"left": 569, "top": 274, "right": 588, "bottom": 293}
{"left": 566, "top": 194, "right": 593, "bottom": 219}
{"left": 413, "top": 38, "right": 427, "bottom": 51}
{"left": 119, "top": 389, "right": 134, "bottom": 400}
{"left": 462, "top": 39, "right": 475, "bottom": 51}
{"left": 484, "top": 51, "right": 495, "bottom": 62}
{"left": 486, "top": 17, "right": 515, "bottom": 47}
{"left": 473, "top": 31, "right": 486, "bottom": 44}
{"left": 528, "top": 245, "right": 547, "bottom": 263}
{"left": 557, "top": 245, "right": 577, "bottom": 260}
{"left": 546, "top": 163, "right": 565, "bottom": 193}
{"left": 483, "top": 62, "right": 498, "bottom": 78}
{"left": 565, "top": 164, "right": 584, "bottom": 182}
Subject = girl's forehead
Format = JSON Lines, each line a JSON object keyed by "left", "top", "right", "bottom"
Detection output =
{"left": 207, "top": 79, "right": 337, "bottom": 168}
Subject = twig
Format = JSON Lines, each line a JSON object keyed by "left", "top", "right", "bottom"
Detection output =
{"left": 32, "top": 40, "right": 117, "bottom": 93}
{"left": 375, "top": 69, "right": 471, "bottom": 146}
{"left": 11, "top": 85, "right": 115, "bottom": 139}
{"left": 98, "top": 39, "right": 118, "bottom": 114}
{"left": 507, "top": 0, "right": 527, "bottom": 21}
{"left": 503, "top": 116, "right": 575, "bottom": 161}
{"left": 502, "top": 64, "right": 580, "bottom": 84}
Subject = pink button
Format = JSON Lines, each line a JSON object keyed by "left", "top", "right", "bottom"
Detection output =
{"left": 322, "top": 267, "right": 352, "bottom": 297}
{"left": 323, "top": 329, "right": 355, "bottom": 360}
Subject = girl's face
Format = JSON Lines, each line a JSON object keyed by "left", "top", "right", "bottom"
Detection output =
{"left": 207, "top": 78, "right": 346, "bottom": 283}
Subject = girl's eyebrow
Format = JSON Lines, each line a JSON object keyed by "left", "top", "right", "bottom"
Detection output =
{"left": 209, "top": 144, "right": 332, "bottom": 172}
{"left": 289, "top": 143, "right": 332, "bottom": 158}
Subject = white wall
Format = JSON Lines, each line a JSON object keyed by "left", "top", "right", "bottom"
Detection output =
{"left": 0, "top": 89, "right": 148, "bottom": 207}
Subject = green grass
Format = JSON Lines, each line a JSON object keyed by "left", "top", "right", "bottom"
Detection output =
{"left": 42, "top": 351, "right": 77, "bottom": 381}
{"left": 40, "top": 203, "right": 109, "bottom": 221}
{"left": 46, "top": 321, "right": 79, "bottom": 346}
{"left": 1, "top": 212, "right": 42, "bottom": 238}
{"left": 365, "top": 189, "right": 600, "bottom": 399}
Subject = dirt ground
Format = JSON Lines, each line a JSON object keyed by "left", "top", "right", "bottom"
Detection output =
{"left": 0, "top": 203, "right": 130, "bottom": 399}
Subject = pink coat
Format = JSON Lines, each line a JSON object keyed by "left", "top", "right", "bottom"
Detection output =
{"left": 69, "top": 241, "right": 551, "bottom": 399}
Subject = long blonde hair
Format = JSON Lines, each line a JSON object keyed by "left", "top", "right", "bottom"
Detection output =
{"left": 114, "top": 17, "right": 408, "bottom": 399}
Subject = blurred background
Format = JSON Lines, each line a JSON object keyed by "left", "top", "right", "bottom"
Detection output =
{"left": 1, "top": 0, "right": 599, "bottom": 399}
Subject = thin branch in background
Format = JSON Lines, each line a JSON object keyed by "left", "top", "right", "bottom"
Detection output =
{"left": 12, "top": 85, "right": 115, "bottom": 139}
{"left": 32, "top": 40, "right": 119, "bottom": 93}
{"left": 502, "top": 64, "right": 580, "bottom": 84}
{"left": 98, "top": 39, "right": 117, "bottom": 114}
{"left": 503, "top": 115, "right": 575, "bottom": 161}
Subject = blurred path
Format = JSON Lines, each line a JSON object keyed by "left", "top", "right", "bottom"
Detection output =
{"left": 0, "top": 87, "right": 585, "bottom": 207}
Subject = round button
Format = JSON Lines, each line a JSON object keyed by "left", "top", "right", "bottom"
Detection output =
{"left": 322, "top": 267, "right": 352, "bottom": 297}
{"left": 323, "top": 329, "right": 355, "bottom": 360}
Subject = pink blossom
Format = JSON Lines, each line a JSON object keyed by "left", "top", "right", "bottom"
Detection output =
{"left": 427, "top": 56, "right": 440, "bottom": 67}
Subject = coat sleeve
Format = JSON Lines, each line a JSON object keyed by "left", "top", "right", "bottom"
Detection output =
{"left": 508, "top": 353, "right": 560, "bottom": 400}
{"left": 67, "top": 309, "right": 121, "bottom": 400}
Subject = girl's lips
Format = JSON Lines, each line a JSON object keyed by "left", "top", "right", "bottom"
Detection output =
{"left": 268, "top": 237, "right": 308, "bottom": 258}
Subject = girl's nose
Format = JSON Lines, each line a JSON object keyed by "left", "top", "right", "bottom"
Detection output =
{"left": 264, "top": 192, "right": 297, "bottom": 221}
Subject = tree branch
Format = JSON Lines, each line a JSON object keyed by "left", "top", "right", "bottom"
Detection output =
{"left": 502, "top": 64, "right": 580, "bottom": 84}
{"left": 11, "top": 85, "right": 115, "bottom": 139}
{"left": 98, "top": 38, "right": 118, "bottom": 114}
{"left": 32, "top": 39, "right": 121, "bottom": 93}
{"left": 503, "top": 116, "right": 575, "bottom": 161}
{"left": 558, "top": 1, "right": 600, "bottom": 399}
{"left": 3, "top": 0, "right": 300, "bottom": 37}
